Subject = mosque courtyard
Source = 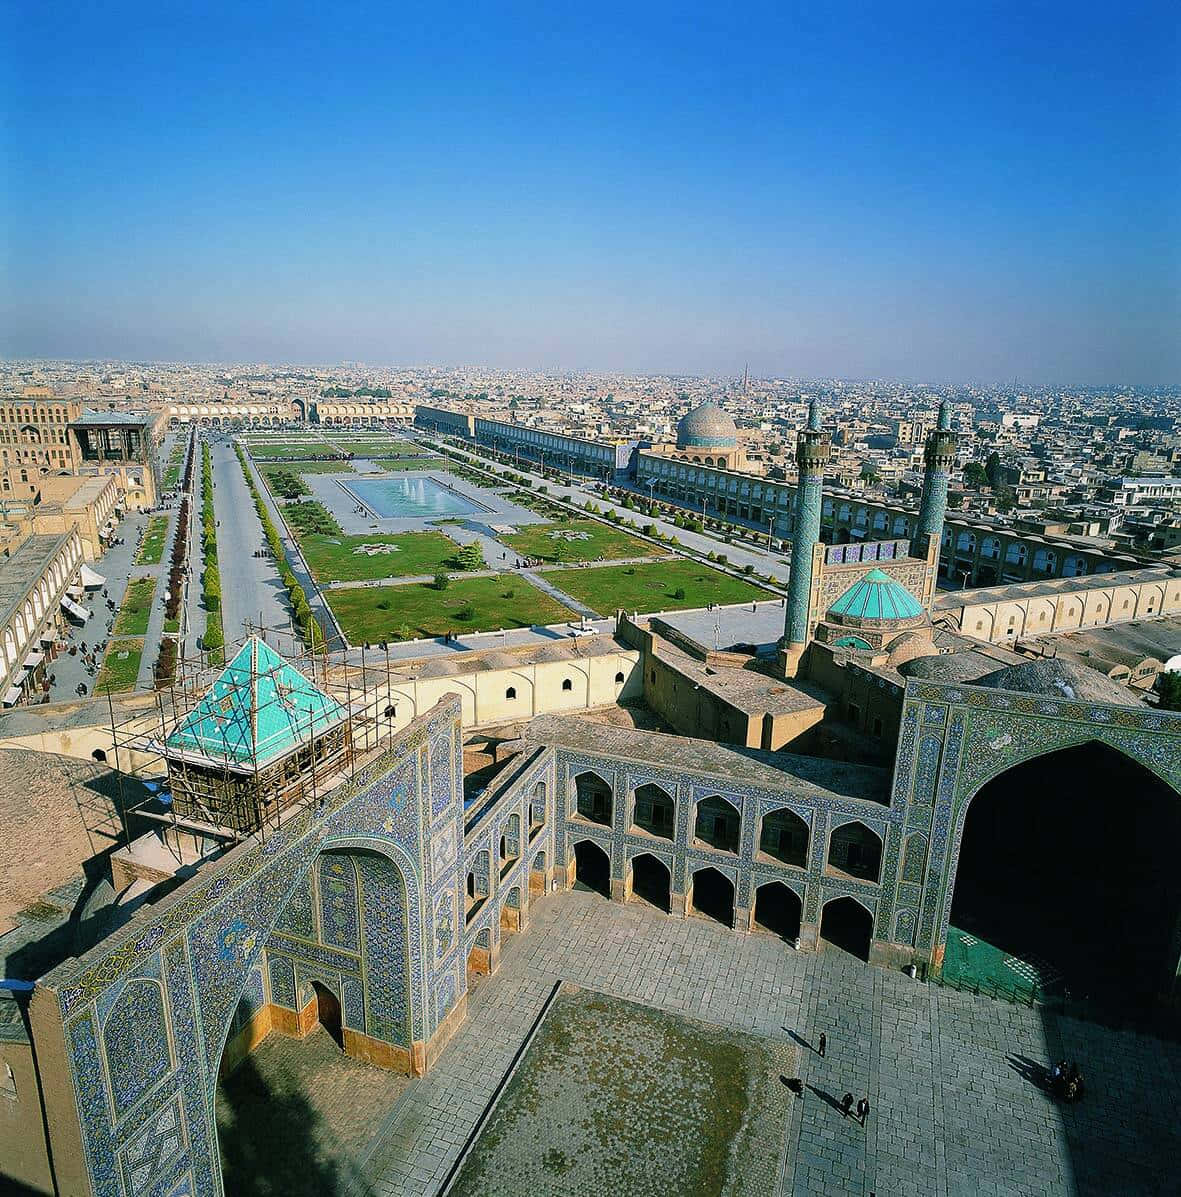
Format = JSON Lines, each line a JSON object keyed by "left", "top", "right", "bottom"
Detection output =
{"left": 216, "top": 888, "right": 1181, "bottom": 1197}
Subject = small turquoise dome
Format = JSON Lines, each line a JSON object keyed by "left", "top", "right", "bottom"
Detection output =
{"left": 828, "top": 569, "right": 924, "bottom": 623}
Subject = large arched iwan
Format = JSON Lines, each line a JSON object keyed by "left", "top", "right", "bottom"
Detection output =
{"left": 945, "top": 741, "right": 1181, "bottom": 1006}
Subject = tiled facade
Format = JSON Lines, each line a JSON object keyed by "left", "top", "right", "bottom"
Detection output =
{"left": 30, "top": 677, "right": 1181, "bottom": 1195}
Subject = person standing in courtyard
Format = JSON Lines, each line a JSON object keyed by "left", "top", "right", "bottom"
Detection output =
{"left": 818, "top": 1032, "right": 826, "bottom": 1058}
{"left": 841, "top": 1092, "right": 854, "bottom": 1118}
{"left": 857, "top": 1097, "right": 870, "bottom": 1126}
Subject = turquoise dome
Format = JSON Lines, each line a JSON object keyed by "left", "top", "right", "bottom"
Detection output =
{"left": 828, "top": 569, "right": 924, "bottom": 622}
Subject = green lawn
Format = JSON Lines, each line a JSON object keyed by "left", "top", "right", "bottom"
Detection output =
{"left": 114, "top": 577, "right": 157, "bottom": 635}
{"left": 96, "top": 639, "right": 143, "bottom": 693}
{"left": 300, "top": 531, "right": 459, "bottom": 582}
{"left": 326, "top": 575, "right": 574, "bottom": 642}
{"left": 247, "top": 442, "right": 348, "bottom": 459}
{"left": 134, "top": 515, "right": 170, "bottom": 564}
{"left": 370, "top": 456, "right": 445, "bottom": 471}
{"left": 333, "top": 439, "right": 422, "bottom": 455}
{"left": 267, "top": 459, "right": 356, "bottom": 475}
{"left": 502, "top": 518, "right": 663, "bottom": 564}
{"left": 548, "top": 559, "right": 771, "bottom": 616}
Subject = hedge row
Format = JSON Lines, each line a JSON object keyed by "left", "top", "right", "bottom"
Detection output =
{"left": 200, "top": 442, "right": 225, "bottom": 664}
{"left": 156, "top": 431, "right": 196, "bottom": 687}
{"left": 234, "top": 444, "right": 324, "bottom": 649}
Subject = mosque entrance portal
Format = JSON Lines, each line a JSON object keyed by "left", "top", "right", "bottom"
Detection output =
{"left": 312, "top": 981, "right": 343, "bottom": 1049}
{"left": 948, "top": 742, "right": 1181, "bottom": 1008}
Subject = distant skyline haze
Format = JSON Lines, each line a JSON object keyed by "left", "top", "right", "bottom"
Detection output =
{"left": 2, "top": 2, "right": 1179, "bottom": 384}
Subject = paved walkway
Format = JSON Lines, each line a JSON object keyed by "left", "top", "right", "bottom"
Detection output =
{"left": 210, "top": 438, "right": 293, "bottom": 643}
{"left": 348, "top": 890, "right": 1179, "bottom": 1197}
{"left": 519, "top": 569, "right": 598, "bottom": 618}
{"left": 45, "top": 510, "right": 154, "bottom": 702}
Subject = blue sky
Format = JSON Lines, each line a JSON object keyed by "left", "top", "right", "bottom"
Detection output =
{"left": 3, "top": 2, "right": 1179, "bottom": 383}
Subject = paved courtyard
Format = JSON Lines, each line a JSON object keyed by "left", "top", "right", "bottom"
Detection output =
{"left": 449, "top": 986, "right": 794, "bottom": 1196}
{"left": 217, "top": 1024, "right": 411, "bottom": 1197}
{"left": 348, "top": 889, "right": 1180, "bottom": 1197}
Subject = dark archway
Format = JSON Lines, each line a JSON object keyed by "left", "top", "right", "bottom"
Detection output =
{"left": 754, "top": 882, "right": 802, "bottom": 941}
{"left": 630, "top": 853, "right": 671, "bottom": 912}
{"left": 691, "top": 866, "right": 734, "bottom": 926}
{"left": 694, "top": 795, "right": 740, "bottom": 853}
{"left": 573, "top": 839, "right": 610, "bottom": 897}
{"left": 820, "top": 897, "right": 873, "bottom": 961}
{"left": 573, "top": 770, "right": 613, "bottom": 827}
{"left": 827, "top": 821, "right": 882, "bottom": 882}
{"left": 759, "top": 808, "right": 808, "bottom": 867}
{"left": 633, "top": 783, "right": 675, "bottom": 839}
{"left": 948, "top": 741, "right": 1181, "bottom": 1006}
{"left": 311, "top": 982, "right": 342, "bottom": 1048}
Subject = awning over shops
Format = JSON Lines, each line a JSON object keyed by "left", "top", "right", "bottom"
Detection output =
{"left": 66, "top": 584, "right": 85, "bottom": 599}
{"left": 3, "top": 686, "right": 22, "bottom": 707}
{"left": 23, "top": 652, "right": 44, "bottom": 669}
{"left": 39, "top": 631, "right": 55, "bottom": 645}
{"left": 80, "top": 564, "right": 106, "bottom": 589}
{"left": 62, "top": 596, "right": 91, "bottom": 622}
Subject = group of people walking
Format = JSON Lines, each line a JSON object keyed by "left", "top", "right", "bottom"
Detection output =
{"left": 1049, "top": 1059, "right": 1085, "bottom": 1103}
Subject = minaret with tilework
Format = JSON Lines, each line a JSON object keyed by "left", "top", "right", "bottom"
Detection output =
{"left": 912, "top": 400, "right": 956, "bottom": 563}
{"left": 781, "top": 397, "right": 830, "bottom": 676}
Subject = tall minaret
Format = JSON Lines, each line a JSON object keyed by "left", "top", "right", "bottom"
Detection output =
{"left": 912, "top": 400, "right": 956, "bottom": 560}
{"left": 781, "top": 398, "right": 830, "bottom": 676}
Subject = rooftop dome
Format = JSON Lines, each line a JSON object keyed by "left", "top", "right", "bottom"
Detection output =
{"left": 886, "top": 631, "right": 937, "bottom": 667}
{"left": 677, "top": 402, "right": 737, "bottom": 449}
{"left": 827, "top": 569, "right": 925, "bottom": 625}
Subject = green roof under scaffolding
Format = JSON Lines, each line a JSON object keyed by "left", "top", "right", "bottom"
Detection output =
{"left": 164, "top": 637, "right": 345, "bottom": 771}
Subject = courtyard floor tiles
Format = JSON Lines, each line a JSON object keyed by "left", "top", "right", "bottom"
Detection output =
{"left": 348, "top": 891, "right": 1180, "bottom": 1197}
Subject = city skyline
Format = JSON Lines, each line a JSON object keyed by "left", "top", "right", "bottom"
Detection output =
{"left": 3, "top": 3, "right": 1180, "bottom": 384}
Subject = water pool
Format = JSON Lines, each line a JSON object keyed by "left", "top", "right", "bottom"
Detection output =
{"left": 342, "top": 475, "right": 488, "bottom": 519}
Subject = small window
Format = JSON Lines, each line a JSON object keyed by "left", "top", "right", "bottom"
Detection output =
{"left": 505, "top": 686, "right": 516, "bottom": 700}
{"left": 847, "top": 702, "right": 860, "bottom": 723}
{"left": 91, "top": 748, "right": 107, "bottom": 763}
{"left": 561, "top": 678, "right": 572, "bottom": 691}
{"left": 650, "top": 669, "right": 656, "bottom": 683}
{"left": 872, "top": 717, "right": 883, "bottom": 737}
{"left": 615, "top": 671, "right": 624, "bottom": 685}
{"left": 383, "top": 704, "right": 396, "bottom": 719}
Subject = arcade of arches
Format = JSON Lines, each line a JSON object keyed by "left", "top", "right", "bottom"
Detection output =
{"left": 948, "top": 741, "right": 1181, "bottom": 1007}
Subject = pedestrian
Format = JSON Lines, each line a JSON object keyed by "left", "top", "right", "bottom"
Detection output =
{"left": 857, "top": 1097, "right": 870, "bottom": 1126}
{"left": 818, "top": 1032, "right": 826, "bottom": 1058}
{"left": 841, "top": 1093, "right": 854, "bottom": 1118}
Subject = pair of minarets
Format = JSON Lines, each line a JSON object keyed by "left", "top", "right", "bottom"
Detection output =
{"left": 781, "top": 399, "right": 955, "bottom": 666}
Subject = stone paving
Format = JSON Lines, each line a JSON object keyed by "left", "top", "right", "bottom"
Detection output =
{"left": 216, "top": 1024, "right": 410, "bottom": 1197}
{"left": 45, "top": 508, "right": 160, "bottom": 702}
{"left": 348, "top": 890, "right": 1180, "bottom": 1197}
{"left": 448, "top": 986, "right": 794, "bottom": 1197}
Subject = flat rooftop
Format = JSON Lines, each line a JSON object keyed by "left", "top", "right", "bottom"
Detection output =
{"left": 934, "top": 566, "right": 1177, "bottom": 609}
{"left": 656, "top": 599, "right": 787, "bottom": 655}
{"left": 525, "top": 713, "right": 890, "bottom": 805}
{"left": 0, "top": 533, "right": 70, "bottom": 629}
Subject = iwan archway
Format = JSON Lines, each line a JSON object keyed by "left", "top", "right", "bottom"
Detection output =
{"left": 28, "top": 700, "right": 469, "bottom": 1197}
{"left": 945, "top": 742, "right": 1181, "bottom": 1007}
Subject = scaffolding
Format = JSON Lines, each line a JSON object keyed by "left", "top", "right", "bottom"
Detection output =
{"left": 106, "top": 619, "right": 413, "bottom": 866}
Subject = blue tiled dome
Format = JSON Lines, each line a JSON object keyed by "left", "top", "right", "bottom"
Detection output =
{"left": 677, "top": 402, "right": 737, "bottom": 449}
{"left": 828, "top": 569, "right": 924, "bottom": 623}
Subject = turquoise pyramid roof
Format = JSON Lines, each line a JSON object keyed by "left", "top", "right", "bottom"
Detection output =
{"left": 165, "top": 638, "right": 345, "bottom": 770}
{"left": 828, "top": 569, "right": 924, "bottom": 622}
